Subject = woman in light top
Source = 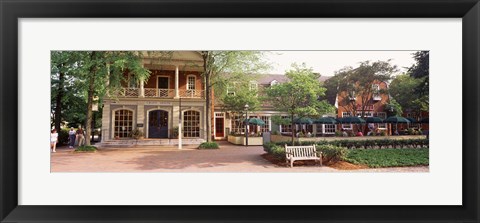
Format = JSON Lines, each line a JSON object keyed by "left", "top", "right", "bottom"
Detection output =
{"left": 50, "top": 129, "right": 58, "bottom": 153}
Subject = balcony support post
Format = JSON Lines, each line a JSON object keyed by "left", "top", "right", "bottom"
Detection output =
{"left": 139, "top": 78, "right": 145, "bottom": 98}
{"left": 175, "top": 65, "right": 180, "bottom": 98}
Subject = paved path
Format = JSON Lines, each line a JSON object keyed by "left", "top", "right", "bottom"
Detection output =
{"left": 51, "top": 142, "right": 428, "bottom": 173}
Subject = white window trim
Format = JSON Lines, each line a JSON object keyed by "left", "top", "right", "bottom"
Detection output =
{"left": 186, "top": 75, "right": 196, "bottom": 90}
{"left": 156, "top": 75, "right": 171, "bottom": 89}
{"left": 111, "top": 107, "right": 136, "bottom": 139}
{"left": 183, "top": 109, "right": 202, "bottom": 138}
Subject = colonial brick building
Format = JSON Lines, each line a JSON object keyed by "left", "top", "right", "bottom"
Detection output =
{"left": 336, "top": 80, "right": 389, "bottom": 133}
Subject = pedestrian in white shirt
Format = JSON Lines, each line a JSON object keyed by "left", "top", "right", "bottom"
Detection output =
{"left": 50, "top": 129, "right": 58, "bottom": 153}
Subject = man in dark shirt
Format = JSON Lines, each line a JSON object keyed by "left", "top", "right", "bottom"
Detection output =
{"left": 76, "top": 127, "right": 85, "bottom": 146}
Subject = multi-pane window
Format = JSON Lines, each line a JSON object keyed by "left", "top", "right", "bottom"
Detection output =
{"left": 187, "top": 75, "right": 196, "bottom": 90}
{"left": 357, "top": 111, "right": 373, "bottom": 117}
{"left": 183, "top": 110, "right": 200, "bottom": 137}
{"left": 324, "top": 124, "right": 336, "bottom": 134}
{"left": 407, "top": 113, "right": 422, "bottom": 128}
{"left": 114, "top": 109, "right": 133, "bottom": 138}
{"left": 231, "top": 115, "right": 245, "bottom": 134}
{"left": 260, "top": 116, "right": 270, "bottom": 132}
{"left": 316, "top": 124, "right": 336, "bottom": 136}
{"left": 280, "top": 116, "right": 292, "bottom": 133}
{"left": 341, "top": 112, "right": 352, "bottom": 129}
{"left": 376, "top": 112, "right": 387, "bottom": 129}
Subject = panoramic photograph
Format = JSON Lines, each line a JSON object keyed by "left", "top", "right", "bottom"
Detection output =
{"left": 50, "top": 50, "right": 429, "bottom": 172}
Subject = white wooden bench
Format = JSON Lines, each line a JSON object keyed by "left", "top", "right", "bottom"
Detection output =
{"left": 285, "top": 144, "right": 322, "bottom": 168}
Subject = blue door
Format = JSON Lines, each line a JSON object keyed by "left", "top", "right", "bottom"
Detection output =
{"left": 148, "top": 110, "right": 169, "bottom": 138}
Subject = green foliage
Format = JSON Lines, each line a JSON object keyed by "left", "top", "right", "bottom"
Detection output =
{"left": 408, "top": 51, "right": 429, "bottom": 99}
{"left": 201, "top": 51, "right": 271, "bottom": 142}
{"left": 198, "top": 142, "right": 220, "bottom": 149}
{"left": 316, "top": 144, "right": 349, "bottom": 162}
{"left": 75, "top": 145, "right": 97, "bottom": 152}
{"left": 221, "top": 82, "right": 260, "bottom": 116}
{"left": 334, "top": 60, "right": 397, "bottom": 116}
{"left": 262, "top": 142, "right": 286, "bottom": 161}
{"left": 345, "top": 148, "right": 429, "bottom": 168}
{"left": 270, "top": 138, "right": 429, "bottom": 150}
{"left": 265, "top": 63, "right": 333, "bottom": 145}
{"left": 128, "top": 128, "right": 144, "bottom": 139}
{"left": 57, "top": 128, "right": 70, "bottom": 145}
{"left": 389, "top": 74, "right": 421, "bottom": 113}
{"left": 51, "top": 51, "right": 153, "bottom": 146}
{"left": 384, "top": 98, "right": 403, "bottom": 117}
{"left": 171, "top": 127, "right": 179, "bottom": 138}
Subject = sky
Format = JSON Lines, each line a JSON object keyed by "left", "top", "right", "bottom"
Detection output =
{"left": 264, "top": 51, "right": 418, "bottom": 76}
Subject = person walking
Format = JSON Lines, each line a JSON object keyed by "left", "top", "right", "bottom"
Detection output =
{"left": 68, "top": 127, "right": 76, "bottom": 148}
{"left": 50, "top": 129, "right": 58, "bottom": 153}
{"left": 76, "top": 127, "right": 85, "bottom": 147}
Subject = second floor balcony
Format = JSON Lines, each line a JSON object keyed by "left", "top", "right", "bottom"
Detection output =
{"left": 114, "top": 88, "right": 205, "bottom": 99}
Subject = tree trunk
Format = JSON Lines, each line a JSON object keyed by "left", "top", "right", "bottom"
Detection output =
{"left": 205, "top": 73, "right": 212, "bottom": 142}
{"left": 202, "top": 52, "right": 212, "bottom": 142}
{"left": 54, "top": 69, "right": 65, "bottom": 131}
{"left": 85, "top": 52, "right": 97, "bottom": 146}
{"left": 291, "top": 114, "right": 295, "bottom": 146}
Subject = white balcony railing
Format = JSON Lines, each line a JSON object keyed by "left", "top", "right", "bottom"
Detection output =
{"left": 115, "top": 88, "right": 139, "bottom": 97}
{"left": 114, "top": 88, "right": 204, "bottom": 99}
{"left": 145, "top": 88, "right": 174, "bottom": 98}
{"left": 179, "top": 89, "right": 204, "bottom": 98}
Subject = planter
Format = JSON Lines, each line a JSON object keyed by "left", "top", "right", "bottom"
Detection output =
{"left": 228, "top": 135, "right": 263, "bottom": 146}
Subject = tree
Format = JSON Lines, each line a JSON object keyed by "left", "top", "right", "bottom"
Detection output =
{"left": 51, "top": 51, "right": 96, "bottom": 131}
{"left": 407, "top": 51, "right": 429, "bottom": 112}
{"left": 220, "top": 82, "right": 261, "bottom": 118}
{"left": 52, "top": 51, "right": 151, "bottom": 146}
{"left": 389, "top": 74, "right": 422, "bottom": 113}
{"left": 265, "top": 63, "right": 333, "bottom": 145}
{"left": 335, "top": 61, "right": 397, "bottom": 117}
{"left": 200, "top": 51, "right": 270, "bottom": 142}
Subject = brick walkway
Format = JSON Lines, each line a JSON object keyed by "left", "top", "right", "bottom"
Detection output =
{"left": 51, "top": 141, "right": 428, "bottom": 173}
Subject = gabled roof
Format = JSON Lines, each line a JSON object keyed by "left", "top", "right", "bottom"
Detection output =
{"left": 258, "top": 74, "right": 331, "bottom": 85}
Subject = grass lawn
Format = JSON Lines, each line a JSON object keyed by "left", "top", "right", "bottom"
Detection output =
{"left": 344, "top": 148, "right": 429, "bottom": 168}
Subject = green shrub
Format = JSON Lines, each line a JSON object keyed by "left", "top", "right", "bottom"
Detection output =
{"left": 75, "top": 145, "right": 97, "bottom": 152}
{"left": 57, "top": 128, "right": 70, "bottom": 145}
{"left": 198, "top": 142, "right": 219, "bottom": 149}
{"left": 263, "top": 142, "right": 276, "bottom": 152}
{"left": 263, "top": 143, "right": 286, "bottom": 161}
{"left": 128, "top": 128, "right": 144, "bottom": 139}
{"left": 269, "top": 138, "right": 429, "bottom": 150}
{"left": 316, "top": 144, "right": 349, "bottom": 162}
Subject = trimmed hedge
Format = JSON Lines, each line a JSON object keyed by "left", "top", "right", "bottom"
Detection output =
{"left": 263, "top": 143, "right": 349, "bottom": 163}
{"left": 270, "top": 138, "right": 428, "bottom": 150}
{"left": 198, "top": 142, "right": 219, "bottom": 149}
{"left": 316, "top": 145, "right": 349, "bottom": 163}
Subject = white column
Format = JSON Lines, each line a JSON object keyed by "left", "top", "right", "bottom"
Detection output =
{"left": 139, "top": 79, "right": 145, "bottom": 98}
{"left": 101, "top": 103, "right": 110, "bottom": 142}
{"left": 175, "top": 65, "right": 179, "bottom": 98}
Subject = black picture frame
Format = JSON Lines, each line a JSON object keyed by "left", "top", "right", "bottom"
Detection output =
{"left": 1, "top": 0, "right": 479, "bottom": 222}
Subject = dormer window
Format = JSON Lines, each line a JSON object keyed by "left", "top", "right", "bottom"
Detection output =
{"left": 249, "top": 81, "right": 258, "bottom": 91}
{"left": 348, "top": 91, "right": 356, "bottom": 101}
{"left": 227, "top": 83, "right": 236, "bottom": 96}
{"left": 372, "top": 84, "right": 381, "bottom": 101}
